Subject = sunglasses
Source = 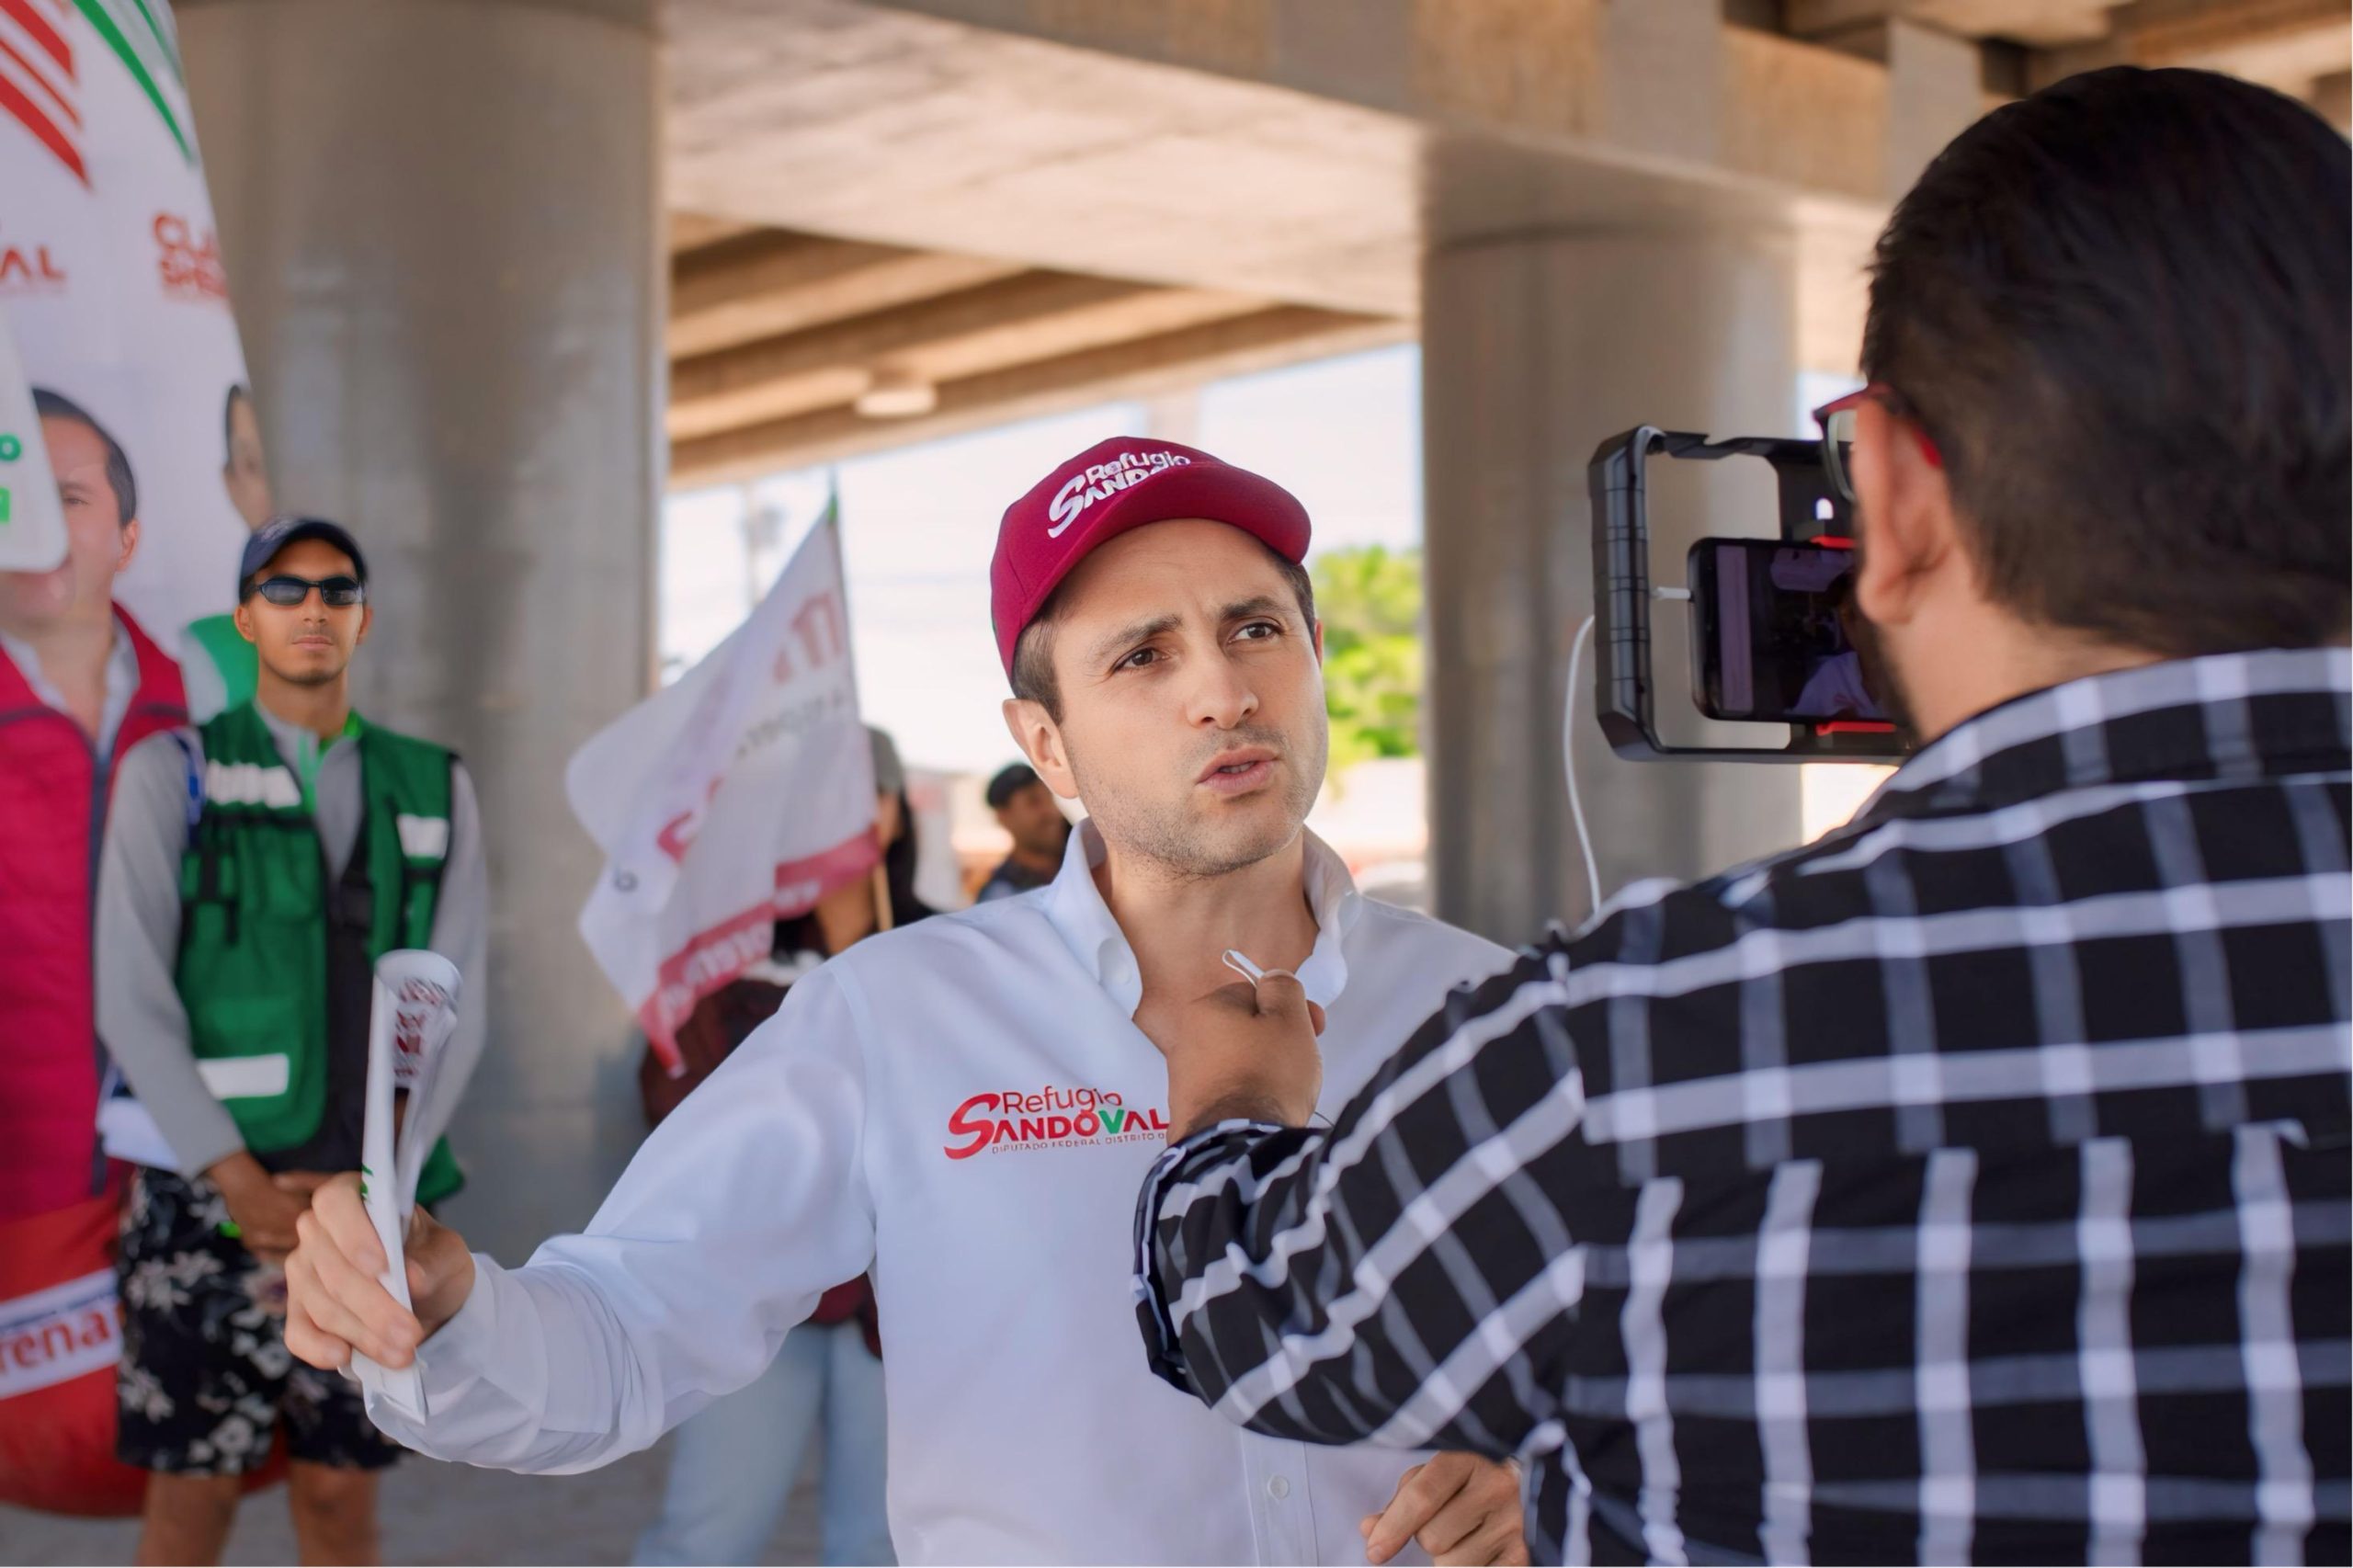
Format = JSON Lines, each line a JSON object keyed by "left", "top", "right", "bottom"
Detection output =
{"left": 1811, "top": 383, "right": 1943, "bottom": 504}
{"left": 248, "top": 573, "right": 365, "bottom": 608}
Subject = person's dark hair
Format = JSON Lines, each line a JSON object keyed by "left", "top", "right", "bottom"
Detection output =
{"left": 985, "top": 762, "right": 1041, "bottom": 810}
{"left": 1861, "top": 65, "right": 2348, "bottom": 655}
{"left": 1009, "top": 541, "right": 1317, "bottom": 721}
{"left": 223, "top": 382, "right": 251, "bottom": 461}
{"left": 881, "top": 788, "right": 938, "bottom": 926}
{"left": 31, "top": 387, "right": 137, "bottom": 525}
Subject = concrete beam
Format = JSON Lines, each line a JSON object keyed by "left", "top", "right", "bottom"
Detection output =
{"left": 668, "top": 210, "right": 765, "bottom": 253}
{"left": 667, "top": 270, "right": 1265, "bottom": 439}
{"left": 669, "top": 230, "right": 1025, "bottom": 358}
{"left": 2030, "top": 0, "right": 2353, "bottom": 93}
{"left": 1602, "top": 0, "right": 1722, "bottom": 165}
{"left": 2312, "top": 68, "right": 2351, "bottom": 130}
{"left": 1789, "top": 0, "right": 2115, "bottom": 46}
{"left": 1886, "top": 18, "right": 1986, "bottom": 195}
{"left": 668, "top": 305, "right": 1404, "bottom": 486}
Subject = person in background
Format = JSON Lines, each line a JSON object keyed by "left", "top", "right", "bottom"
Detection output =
{"left": 974, "top": 760, "right": 1070, "bottom": 902}
{"left": 1133, "top": 66, "right": 2350, "bottom": 1565}
{"left": 96, "top": 516, "right": 489, "bottom": 1566}
{"left": 0, "top": 388, "right": 188, "bottom": 1227}
{"left": 871, "top": 727, "right": 940, "bottom": 928}
{"left": 180, "top": 383, "right": 278, "bottom": 722}
{"left": 631, "top": 725, "right": 919, "bottom": 1566}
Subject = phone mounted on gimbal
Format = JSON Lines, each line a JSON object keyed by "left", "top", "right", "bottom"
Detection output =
{"left": 1586, "top": 426, "right": 1911, "bottom": 764}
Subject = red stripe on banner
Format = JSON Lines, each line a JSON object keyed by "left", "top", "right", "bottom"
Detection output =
{"left": 636, "top": 828, "right": 884, "bottom": 1074}
{"left": 0, "top": 0, "right": 71, "bottom": 75}
{"left": 0, "top": 68, "right": 82, "bottom": 182}
{"left": 770, "top": 830, "right": 885, "bottom": 918}
{"left": 0, "top": 35, "right": 74, "bottom": 126}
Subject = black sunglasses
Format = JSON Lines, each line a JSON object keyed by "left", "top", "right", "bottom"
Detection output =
{"left": 247, "top": 573, "right": 365, "bottom": 608}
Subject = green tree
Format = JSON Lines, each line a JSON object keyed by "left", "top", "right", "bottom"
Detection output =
{"left": 1311, "top": 545, "right": 1424, "bottom": 775}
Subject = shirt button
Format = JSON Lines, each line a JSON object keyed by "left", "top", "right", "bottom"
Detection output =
{"left": 1267, "top": 1475, "right": 1291, "bottom": 1501}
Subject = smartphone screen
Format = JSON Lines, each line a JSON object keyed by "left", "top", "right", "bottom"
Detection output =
{"left": 1688, "top": 539, "right": 1888, "bottom": 725}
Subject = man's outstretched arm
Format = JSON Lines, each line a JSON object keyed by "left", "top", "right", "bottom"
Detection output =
{"left": 1134, "top": 947, "right": 1589, "bottom": 1465}
{"left": 285, "top": 965, "right": 879, "bottom": 1473}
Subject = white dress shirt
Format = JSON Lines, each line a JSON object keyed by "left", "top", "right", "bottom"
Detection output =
{"left": 367, "top": 822, "right": 1513, "bottom": 1564}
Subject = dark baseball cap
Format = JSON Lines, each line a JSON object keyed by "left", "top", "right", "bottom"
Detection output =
{"left": 985, "top": 762, "right": 1041, "bottom": 810}
{"left": 238, "top": 515, "right": 369, "bottom": 599}
{"left": 988, "top": 437, "right": 1311, "bottom": 676}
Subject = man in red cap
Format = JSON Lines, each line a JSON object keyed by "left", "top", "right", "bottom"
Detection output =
{"left": 280, "top": 437, "right": 1529, "bottom": 1566}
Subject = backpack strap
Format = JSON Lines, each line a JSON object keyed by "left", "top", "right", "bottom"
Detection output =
{"left": 170, "top": 728, "right": 237, "bottom": 948}
{"left": 167, "top": 728, "right": 204, "bottom": 833}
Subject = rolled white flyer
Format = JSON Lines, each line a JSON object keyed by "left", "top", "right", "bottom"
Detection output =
{"left": 353, "top": 949, "right": 461, "bottom": 1423}
{"left": 387, "top": 956, "right": 464, "bottom": 1221}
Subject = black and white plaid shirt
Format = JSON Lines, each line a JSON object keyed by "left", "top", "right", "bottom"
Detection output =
{"left": 1137, "top": 648, "right": 2351, "bottom": 1564}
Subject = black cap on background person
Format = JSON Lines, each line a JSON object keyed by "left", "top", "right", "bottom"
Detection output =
{"left": 238, "top": 516, "right": 368, "bottom": 599}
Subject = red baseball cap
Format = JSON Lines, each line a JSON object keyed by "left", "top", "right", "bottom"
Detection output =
{"left": 989, "top": 437, "right": 1312, "bottom": 676}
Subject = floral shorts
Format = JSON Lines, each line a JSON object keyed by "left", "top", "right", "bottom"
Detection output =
{"left": 115, "top": 1167, "right": 404, "bottom": 1476}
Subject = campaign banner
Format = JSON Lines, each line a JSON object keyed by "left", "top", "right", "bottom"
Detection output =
{"left": 569, "top": 508, "right": 880, "bottom": 1072}
{"left": 0, "top": 0, "right": 263, "bottom": 634}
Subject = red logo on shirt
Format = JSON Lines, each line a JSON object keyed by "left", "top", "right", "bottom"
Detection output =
{"left": 944, "top": 1085, "right": 1169, "bottom": 1160}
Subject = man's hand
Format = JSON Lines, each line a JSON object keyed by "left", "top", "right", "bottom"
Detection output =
{"left": 282, "top": 1172, "right": 476, "bottom": 1373}
{"left": 1360, "top": 1453, "right": 1528, "bottom": 1566}
{"left": 204, "top": 1152, "right": 311, "bottom": 1264}
{"left": 1161, "top": 969, "right": 1325, "bottom": 1139}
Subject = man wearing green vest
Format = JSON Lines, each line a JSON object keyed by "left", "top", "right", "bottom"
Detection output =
{"left": 95, "top": 516, "right": 489, "bottom": 1565}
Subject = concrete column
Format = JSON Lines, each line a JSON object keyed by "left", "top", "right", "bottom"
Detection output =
{"left": 179, "top": 0, "right": 664, "bottom": 1262}
{"left": 1886, "top": 19, "right": 1984, "bottom": 197}
{"left": 1423, "top": 222, "right": 1805, "bottom": 942}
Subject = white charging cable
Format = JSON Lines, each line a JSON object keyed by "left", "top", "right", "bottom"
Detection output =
{"left": 1563, "top": 613, "right": 1601, "bottom": 918}
{"left": 1563, "top": 589, "right": 1691, "bottom": 923}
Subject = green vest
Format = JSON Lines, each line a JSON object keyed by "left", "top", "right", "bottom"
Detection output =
{"left": 184, "top": 613, "right": 259, "bottom": 715}
{"left": 176, "top": 702, "right": 463, "bottom": 1205}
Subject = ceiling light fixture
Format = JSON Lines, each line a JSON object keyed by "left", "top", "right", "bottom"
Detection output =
{"left": 855, "top": 368, "right": 938, "bottom": 418}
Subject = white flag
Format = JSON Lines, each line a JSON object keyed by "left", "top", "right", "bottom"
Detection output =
{"left": 568, "top": 509, "right": 878, "bottom": 1072}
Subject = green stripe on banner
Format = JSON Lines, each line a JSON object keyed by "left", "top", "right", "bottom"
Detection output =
{"left": 128, "top": 0, "right": 184, "bottom": 85}
{"left": 74, "top": 0, "right": 191, "bottom": 163}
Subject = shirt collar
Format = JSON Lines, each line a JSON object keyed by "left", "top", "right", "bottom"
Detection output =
{"left": 1860, "top": 647, "right": 2351, "bottom": 823}
{"left": 1040, "top": 818, "right": 1366, "bottom": 1019}
{"left": 254, "top": 700, "right": 361, "bottom": 758}
{"left": 0, "top": 609, "right": 142, "bottom": 752}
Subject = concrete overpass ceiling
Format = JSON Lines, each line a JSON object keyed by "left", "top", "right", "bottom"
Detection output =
{"left": 1785, "top": 1, "right": 2348, "bottom": 105}
{"left": 660, "top": 0, "right": 2346, "bottom": 488}
{"left": 668, "top": 0, "right": 1427, "bottom": 319}
{"left": 662, "top": 215, "right": 1404, "bottom": 487}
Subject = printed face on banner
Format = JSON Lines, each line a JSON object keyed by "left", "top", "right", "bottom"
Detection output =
{"left": 0, "top": 408, "right": 139, "bottom": 631}
{"left": 222, "top": 385, "right": 270, "bottom": 530}
{"left": 0, "top": 0, "right": 260, "bottom": 641}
